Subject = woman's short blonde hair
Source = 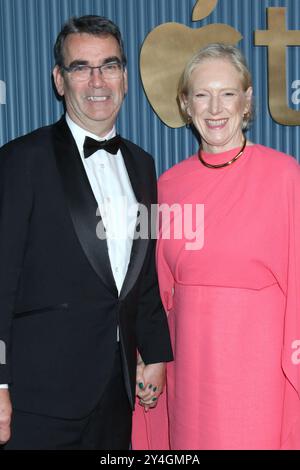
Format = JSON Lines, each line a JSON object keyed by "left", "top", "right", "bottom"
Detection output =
{"left": 178, "top": 43, "right": 253, "bottom": 130}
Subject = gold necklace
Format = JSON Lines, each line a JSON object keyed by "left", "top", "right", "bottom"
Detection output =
{"left": 198, "top": 137, "right": 247, "bottom": 169}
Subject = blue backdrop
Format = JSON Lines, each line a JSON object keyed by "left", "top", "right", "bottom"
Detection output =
{"left": 0, "top": 0, "right": 299, "bottom": 174}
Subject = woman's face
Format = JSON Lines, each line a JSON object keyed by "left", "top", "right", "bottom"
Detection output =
{"left": 185, "top": 58, "right": 252, "bottom": 153}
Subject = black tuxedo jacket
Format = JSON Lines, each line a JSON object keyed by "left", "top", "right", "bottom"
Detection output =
{"left": 0, "top": 117, "right": 172, "bottom": 419}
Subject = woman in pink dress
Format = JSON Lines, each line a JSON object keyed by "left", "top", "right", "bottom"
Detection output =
{"left": 132, "top": 43, "right": 300, "bottom": 450}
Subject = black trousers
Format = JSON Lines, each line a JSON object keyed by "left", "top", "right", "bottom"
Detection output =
{"left": 4, "top": 345, "right": 132, "bottom": 450}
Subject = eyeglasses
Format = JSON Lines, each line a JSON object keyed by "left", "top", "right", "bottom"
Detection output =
{"left": 61, "top": 61, "right": 124, "bottom": 82}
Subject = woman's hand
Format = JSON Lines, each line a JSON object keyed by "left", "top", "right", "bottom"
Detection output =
{"left": 136, "top": 359, "right": 166, "bottom": 411}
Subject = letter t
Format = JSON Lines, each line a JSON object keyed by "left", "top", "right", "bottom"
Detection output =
{"left": 255, "top": 8, "right": 300, "bottom": 125}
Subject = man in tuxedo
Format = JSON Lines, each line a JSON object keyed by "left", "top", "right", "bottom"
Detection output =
{"left": 0, "top": 15, "right": 172, "bottom": 449}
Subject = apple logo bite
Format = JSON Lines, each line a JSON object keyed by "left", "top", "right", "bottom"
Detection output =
{"left": 140, "top": 0, "right": 242, "bottom": 128}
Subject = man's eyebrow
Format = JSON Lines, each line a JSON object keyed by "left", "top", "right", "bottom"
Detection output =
{"left": 67, "top": 57, "right": 122, "bottom": 68}
{"left": 102, "top": 56, "right": 122, "bottom": 65}
{"left": 68, "top": 60, "right": 89, "bottom": 67}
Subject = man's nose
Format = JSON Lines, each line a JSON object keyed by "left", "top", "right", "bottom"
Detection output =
{"left": 88, "top": 67, "right": 106, "bottom": 86}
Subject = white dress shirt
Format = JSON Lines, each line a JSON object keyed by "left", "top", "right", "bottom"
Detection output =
{"left": 66, "top": 114, "right": 137, "bottom": 294}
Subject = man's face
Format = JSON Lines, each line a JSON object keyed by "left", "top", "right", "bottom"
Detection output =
{"left": 53, "top": 33, "right": 128, "bottom": 137}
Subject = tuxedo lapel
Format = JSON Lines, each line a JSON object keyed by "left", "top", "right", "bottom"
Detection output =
{"left": 119, "top": 141, "right": 150, "bottom": 300}
{"left": 52, "top": 117, "right": 117, "bottom": 295}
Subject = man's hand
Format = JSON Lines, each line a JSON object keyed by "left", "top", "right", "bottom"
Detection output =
{"left": 136, "top": 361, "right": 166, "bottom": 411}
{"left": 0, "top": 389, "right": 12, "bottom": 444}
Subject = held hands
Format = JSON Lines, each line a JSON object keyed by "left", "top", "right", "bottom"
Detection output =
{"left": 0, "top": 389, "right": 12, "bottom": 445}
{"left": 136, "top": 354, "right": 166, "bottom": 412}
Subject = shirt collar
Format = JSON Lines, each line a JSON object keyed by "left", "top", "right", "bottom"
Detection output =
{"left": 66, "top": 113, "right": 116, "bottom": 155}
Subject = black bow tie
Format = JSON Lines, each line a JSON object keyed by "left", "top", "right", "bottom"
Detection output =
{"left": 83, "top": 134, "right": 122, "bottom": 158}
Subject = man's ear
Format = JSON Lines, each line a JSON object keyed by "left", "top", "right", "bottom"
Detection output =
{"left": 123, "top": 68, "right": 128, "bottom": 95}
{"left": 53, "top": 65, "right": 65, "bottom": 97}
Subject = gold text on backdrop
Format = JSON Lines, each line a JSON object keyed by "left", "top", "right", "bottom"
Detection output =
{"left": 255, "top": 7, "right": 300, "bottom": 126}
